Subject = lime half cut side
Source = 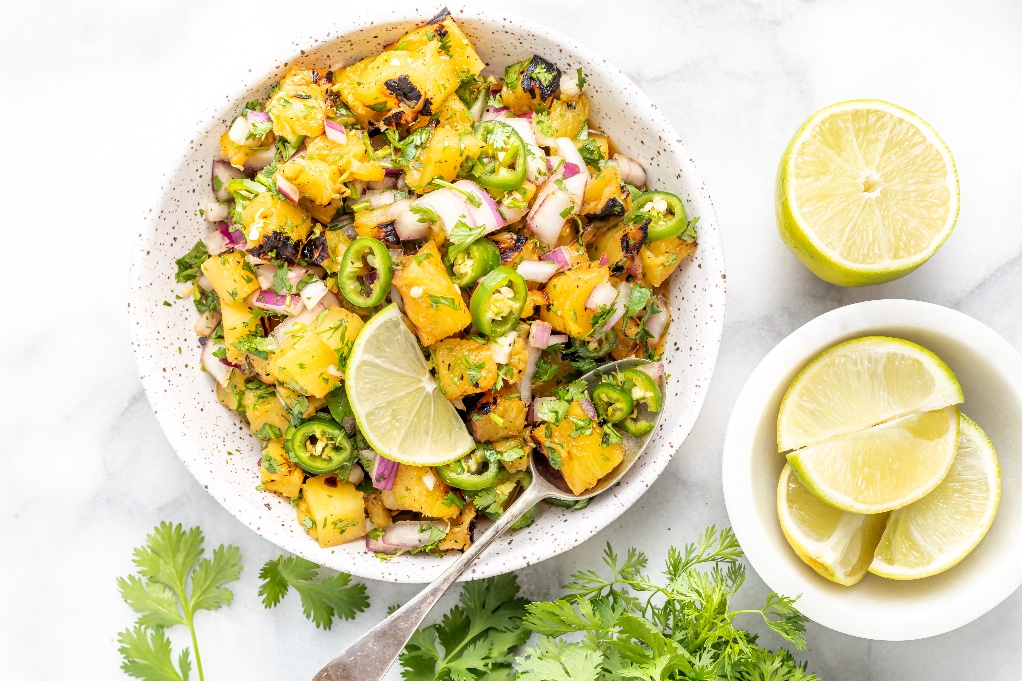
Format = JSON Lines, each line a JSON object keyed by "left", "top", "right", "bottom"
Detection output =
{"left": 870, "top": 415, "right": 1000, "bottom": 580}
{"left": 777, "top": 99, "right": 959, "bottom": 286}
{"left": 345, "top": 304, "right": 474, "bottom": 466}
{"left": 777, "top": 336, "right": 963, "bottom": 452}
{"left": 777, "top": 464, "right": 888, "bottom": 586}
{"left": 787, "top": 406, "right": 960, "bottom": 515}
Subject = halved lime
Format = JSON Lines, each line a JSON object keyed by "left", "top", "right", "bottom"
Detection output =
{"left": 345, "top": 304, "right": 474, "bottom": 466}
{"left": 777, "top": 463, "right": 888, "bottom": 586}
{"left": 870, "top": 415, "right": 999, "bottom": 579}
{"left": 787, "top": 406, "right": 960, "bottom": 514}
{"left": 778, "top": 336, "right": 962, "bottom": 452}
{"left": 777, "top": 99, "right": 959, "bottom": 286}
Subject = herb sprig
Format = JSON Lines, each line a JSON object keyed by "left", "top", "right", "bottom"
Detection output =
{"left": 258, "top": 554, "right": 370, "bottom": 629}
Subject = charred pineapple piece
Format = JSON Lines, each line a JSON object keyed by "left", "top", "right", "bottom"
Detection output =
{"left": 437, "top": 500, "right": 477, "bottom": 551}
{"left": 639, "top": 237, "right": 697, "bottom": 287}
{"left": 531, "top": 402, "right": 624, "bottom": 495}
{"left": 587, "top": 219, "right": 647, "bottom": 274}
{"left": 500, "top": 55, "right": 561, "bottom": 114}
{"left": 393, "top": 240, "right": 472, "bottom": 346}
{"left": 432, "top": 338, "right": 499, "bottom": 400}
{"left": 267, "top": 68, "right": 329, "bottom": 142}
{"left": 582, "top": 166, "right": 626, "bottom": 220}
{"left": 353, "top": 205, "right": 401, "bottom": 245}
{"left": 467, "top": 391, "right": 529, "bottom": 442}
{"left": 260, "top": 440, "right": 304, "bottom": 499}
{"left": 540, "top": 266, "right": 611, "bottom": 338}
{"left": 386, "top": 8, "right": 486, "bottom": 78}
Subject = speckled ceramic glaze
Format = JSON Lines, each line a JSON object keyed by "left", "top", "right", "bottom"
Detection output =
{"left": 128, "top": 5, "right": 726, "bottom": 583}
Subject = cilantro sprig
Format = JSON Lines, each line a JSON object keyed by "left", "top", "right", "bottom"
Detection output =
{"left": 258, "top": 554, "right": 370, "bottom": 630}
{"left": 116, "top": 523, "right": 242, "bottom": 681}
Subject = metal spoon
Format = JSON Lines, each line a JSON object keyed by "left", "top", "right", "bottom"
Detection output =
{"left": 312, "top": 358, "right": 663, "bottom": 681}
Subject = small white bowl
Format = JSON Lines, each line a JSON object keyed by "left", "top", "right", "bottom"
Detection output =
{"left": 723, "top": 299, "right": 1022, "bottom": 641}
{"left": 128, "top": 5, "right": 725, "bottom": 583}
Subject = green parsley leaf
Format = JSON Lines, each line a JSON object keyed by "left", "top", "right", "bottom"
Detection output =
{"left": 537, "top": 399, "right": 569, "bottom": 425}
{"left": 175, "top": 241, "right": 209, "bottom": 283}
{"left": 533, "top": 354, "right": 560, "bottom": 383}
{"left": 577, "top": 139, "right": 604, "bottom": 168}
{"left": 446, "top": 220, "right": 488, "bottom": 261}
{"left": 254, "top": 423, "right": 282, "bottom": 441}
{"left": 258, "top": 554, "right": 369, "bottom": 630}
{"left": 117, "top": 626, "right": 192, "bottom": 681}
{"left": 427, "top": 294, "right": 459, "bottom": 310}
{"left": 575, "top": 67, "right": 587, "bottom": 92}
{"left": 411, "top": 205, "right": 442, "bottom": 224}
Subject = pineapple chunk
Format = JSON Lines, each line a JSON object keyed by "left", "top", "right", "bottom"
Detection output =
{"left": 432, "top": 338, "right": 498, "bottom": 400}
{"left": 323, "top": 230, "right": 352, "bottom": 273}
{"left": 541, "top": 266, "right": 610, "bottom": 338}
{"left": 267, "top": 68, "right": 327, "bottom": 142}
{"left": 639, "top": 237, "right": 697, "bottom": 287}
{"left": 581, "top": 166, "right": 625, "bottom": 219}
{"left": 200, "top": 250, "right": 260, "bottom": 303}
{"left": 354, "top": 205, "right": 401, "bottom": 245}
{"left": 306, "top": 131, "right": 386, "bottom": 182}
{"left": 468, "top": 391, "right": 528, "bottom": 442}
{"left": 393, "top": 241, "right": 471, "bottom": 346}
{"left": 386, "top": 12, "right": 486, "bottom": 78}
{"left": 243, "top": 381, "right": 290, "bottom": 437}
{"left": 531, "top": 402, "right": 624, "bottom": 495}
{"left": 279, "top": 157, "right": 344, "bottom": 206}
{"left": 260, "top": 440, "right": 304, "bottom": 499}
{"left": 381, "top": 465, "right": 460, "bottom": 520}
{"left": 365, "top": 491, "right": 393, "bottom": 529}
{"left": 309, "top": 307, "right": 365, "bottom": 370}
{"left": 438, "top": 501, "right": 477, "bottom": 552}
{"left": 219, "top": 129, "right": 273, "bottom": 170}
{"left": 297, "top": 475, "right": 367, "bottom": 548}
{"left": 220, "top": 300, "right": 261, "bottom": 365}
{"left": 587, "top": 220, "right": 647, "bottom": 274}
{"left": 539, "top": 96, "right": 590, "bottom": 140}
{"left": 404, "top": 97, "right": 483, "bottom": 190}
{"left": 240, "top": 191, "right": 313, "bottom": 249}
{"left": 270, "top": 325, "right": 340, "bottom": 398}
{"left": 275, "top": 384, "right": 324, "bottom": 418}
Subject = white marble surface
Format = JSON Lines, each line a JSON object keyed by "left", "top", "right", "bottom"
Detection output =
{"left": 4, "top": 0, "right": 1022, "bottom": 678}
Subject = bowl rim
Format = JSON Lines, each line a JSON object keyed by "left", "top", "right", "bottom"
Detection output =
{"left": 128, "top": 3, "right": 727, "bottom": 582}
{"left": 722, "top": 298, "right": 1022, "bottom": 640}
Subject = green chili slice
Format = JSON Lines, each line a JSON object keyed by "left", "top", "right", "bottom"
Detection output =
{"left": 447, "top": 238, "right": 501, "bottom": 287}
{"left": 470, "top": 120, "right": 528, "bottom": 191}
{"left": 470, "top": 266, "right": 528, "bottom": 337}
{"left": 591, "top": 383, "right": 635, "bottom": 424}
{"left": 436, "top": 448, "right": 500, "bottom": 491}
{"left": 614, "top": 367, "right": 663, "bottom": 436}
{"left": 325, "top": 387, "right": 353, "bottom": 424}
{"left": 625, "top": 190, "right": 688, "bottom": 242}
{"left": 338, "top": 237, "right": 392, "bottom": 307}
{"left": 287, "top": 416, "right": 354, "bottom": 475}
{"left": 570, "top": 329, "right": 617, "bottom": 359}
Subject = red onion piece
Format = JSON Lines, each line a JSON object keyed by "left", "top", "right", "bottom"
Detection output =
{"left": 203, "top": 229, "right": 228, "bottom": 256}
{"left": 300, "top": 279, "right": 328, "bottom": 310}
{"left": 628, "top": 258, "right": 642, "bottom": 278}
{"left": 579, "top": 398, "right": 598, "bottom": 420}
{"left": 371, "top": 455, "right": 399, "bottom": 491}
{"left": 365, "top": 519, "right": 450, "bottom": 554}
{"left": 541, "top": 246, "right": 573, "bottom": 272}
{"left": 319, "top": 289, "right": 342, "bottom": 309}
{"left": 194, "top": 310, "right": 221, "bottom": 337}
{"left": 246, "top": 110, "right": 270, "bottom": 124}
{"left": 598, "top": 252, "right": 609, "bottom": 266}
{"left": 563, "top": 162, "right": 581, "bottom": 179}
{"left": 366, "top": 189, "right": 398, "bottom": 207}
{"left": 638, "top": 361, "right": 665, "bottom": 382}
{"left": 528, "top": 190, "right": 573, "bottom": 247}
{"left": 528, "top": 320, "right": 552, "bottom": 348}
{"left": 595, "top": 281, "right": 632, "bottom": 336}
{"left": 201, "top": 341, "right": 232, "bottom": 386}
{"left": 367, "top": 176, "right": 398, "bottom": 191}
{"left": 275, "top": 173, "right": 300, "bottom": 204}
{"left": 388, "top": 199, "right": 428, "bottom": 240}
{"left": 585, "top": 282, "right": 618, "bottom": 311}
{"left": 249, "top": 290, "right": 304, "bottom": 316}
{"left": 243, "top": 148, "right": 275, "bottom": 172}
{"left": 528, "top": 396, "right": 554, "bottom": 425}
{"left": 412, "top": 188, "right": 476, "bottom": 236}
{"left": 324, "top": 119, "right": 347, "bottom": 144}
{"left": 554, "top": 138, "right": 589, "bottom": 200}
{"left": 286, "top": 267, "right": 308, "bottom": 285}
{"left": 469, "top": 90, "right": 488, "bottom": 122}
{"left": 504, "top": 118, "right": 548, "bottom": 184}
{"left": 520, "top": 345, "right": 541, "bottom": 404}
{"left": 517, "top": 260, "right": 560, "bottom": 283}
{"left": 454, "top": 180, "right": 504, "bottom": 233}
{"left": 548, "top": 333, "right": 569, "bottom": 345}
{"left": 481, "top": 106, "right": 509, "bottom": 121}
{"left": 217, "top": 221, "right": 245, "bottom": 246}
{"left": 211, "top": 160, "right": 245, "bottom": 201}
{"left": 613, "top": 153, "right": 647, "bottom": 187}
{"left": 204, "top": 200, "right": 229, "bottom": 222}
{"left": 643, "top": 302, "right": 670, "bottom": 342}
{"left": 227, "top": 116, "right": 251, "bottom": 145}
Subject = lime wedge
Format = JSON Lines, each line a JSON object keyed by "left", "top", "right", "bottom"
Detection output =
{"left": 778, "top": 336, "right": 962, "bottom": 452}
{"left": 870, "top": 415, "right": 999, "bottom": 579}
{"left": 777, "top": 464, "right": 888, "bottom": 586}
{"left": 345, "top": 304, "right": 474, "bottom": 466}
{"left": 777, "top": 99, "right": 959, "bottom": 286}
{"left": 787, "top": 407, "right": 960, "bottom": 514}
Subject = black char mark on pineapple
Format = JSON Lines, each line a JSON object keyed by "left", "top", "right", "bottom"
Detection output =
{"left": 492, "top": 232, "right": 527, "bottom": 263}
{"left": 378, "top": 221, "right": 400, "bottom": 245}
{"left": 300, "top": 233, "right": 329, "bottom": 264}
{"left": 248, "top": 232, "right": 302, "bottom": 265}
{"left": 619, "top": 221, "right": 648, "bottom": 260}
{"left": 385, "top": 75, "right": 423, "bottom": 110}
{"left": 427, "top": 7, "right": 451, "bottom": 24}
{"left": 584, "top": 197, "right": 626, "bottom": 221}
{"left": 521, "top": 56, "right": 561, "bottom": 101}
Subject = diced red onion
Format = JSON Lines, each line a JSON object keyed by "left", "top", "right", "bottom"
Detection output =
{"left": 319, "top": 290, "right": 342, "bottom": 309}
{"left": 366, "top": 189, "right": 398, "bottom": 207}
{"left": 371, "top": 455, "right": 399, "bottom": 491}
{"left": 286, "top": 267, "right": 309, "bottom": 285}
{"left": 554, "top": 138, "right": 589, "bottom": 200}
{"left": 365, "top": 520, "right": 450, "bottom": 554}
{"left": 504, "top": 118, "right": 548, "bottom": 184}
{"left": 204, "top": 200, "right": 229, "bottom": 222}
{"left": 217, "top": 221, "right": 245, "bottom": 246}
{"left": 521, "top": 111, "right": 534, "bottom": 121}
{"left": 324, "top": 119, "right": 347, "bottom": 144}
{"left": 347, "top": 465, "right": 364, "bottom": 485}
{"left": 275, "top": 173, "right": 300, "bottom": 204}
{"left": 499, "top": 202, "right": 528, "bottom": 225}
{"left": 541, "top": 246, "right": 572, "bottom": 272}
{"left": 528, "top": 190, "right": 573, "bottom": 247}
{"left": 490, "top": 330, "right": 518, "bottom": 365}
{"left": 269, "top": 306, "right": 320, "bottom": 345}
{"left": 300, "top": 279, "right": 328, "bottom": 310}
{"left": 249, "top": 290, "right": 304, "bottom": 316}
{"left": 563, "top": 162, "right": 581, "bottom": 179}
{"left": 412, "top": 189, "right": 476, "bottom": 236}
{"left": 389, "top": 199, "right": 428, "bottom": 240}
{"left": 579, "top": 398, "right": 598, "bottom": 420}
{"left": 613, "top": 153, "right": 647, "bottom": 187}
{"left": 628, "top": 258, "right": 642, "bottom": 278}
{"left": 246, "top": 110, "right": 270, "bottom": 124}
{"left": 528, "top": 396, "right": 554, "bottom": 425}
{"left": 203, "top": 229, "right": 228, "bottom": 256}
{"left": 595, "top": 281, "right": 632, "bottom": 336}
{"left": 517, "top": 260, "right": 560, "bottom": 283}
{"left": 548, "top": 333, "right": 568, "bottom": 345}
{"left": 227, "top": 116, "right": 251, "bottom": 145}
{"left": 528, "top": 320, "right": 552, "bottom": 348}
{"left": 520, "top": 346, "right": 542, "bottom": 403}
{"left": 643, "top": 302, "right": 670, "bottom": 342}
{"left": 194, "top": 310, "right": 221, "bottom": 337}
{"left": 212, "top": 160, "right": 245, "bottom": 201}
{"left": 638, "top": 361, "right": 665, "bottom": 382}
{"left": 598, "top": 252, "right": 609, "bottom": 267}
{"left": 454, "top": 180, "right": 504, "bottom": 233}
{"left": 201, "top": 341, "right": 232, "bottom": 386}
{"left": 367, "top": 176, "right": 398, "bottom": 191}
{"left": 469, "top": 90, "right": 488, "bottom": 122}
{"left": 244, "top": 148, "right": 275, "bottom": 172}
{"left": 196, "top": 273, "right": 213, "bottom": 292}
{"left": 255, "top": 264, "right": 276, "bottom": 289}
{"left": 585, "top": 282, "right": 618, "bottom": 311}
{"left": 481, "top": 106, "right": 509, "bottom": 121}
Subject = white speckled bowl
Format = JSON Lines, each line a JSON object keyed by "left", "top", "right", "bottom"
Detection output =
{"left": 723, "top": 300, "right": 1022, "bottom": 640}
{"left": 128, "top": 5, "right": 725, "bottom": 583}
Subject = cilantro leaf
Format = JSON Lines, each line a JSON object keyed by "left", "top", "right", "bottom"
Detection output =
{"left": 258, "top": 554, "right": 369, "bottom": 630}
{"left": 175, "top": 241, "right": 209, "bottom": 283}
{"left": 516, "top": 637, "right": 603, "bottom": 681}
{"left": 117, "top": 626, "right": 192, "bottom": 681}
{"left": 446, "top": 220, "right": 488, "bottom": 261}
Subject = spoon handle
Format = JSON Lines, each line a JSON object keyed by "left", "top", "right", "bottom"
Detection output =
{"left": 311, "top": 482, "right": 548, "bottom": 681}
